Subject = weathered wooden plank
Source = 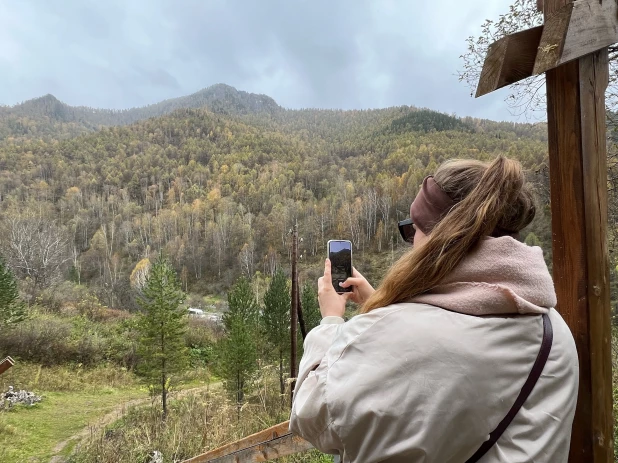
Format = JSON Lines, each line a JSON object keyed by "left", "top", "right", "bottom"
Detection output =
{"left": 534, "top": 2, "right": 573, "bottom": 74}
{"left": 202, "top": 433, "right": 314, "bottom": 463}
{"left": 475, "top": 26, "right": 544, "bottom": 97}
{"left": 476, "top": 0, "right": 618, "bottom": 98}
{"left": 534, "top": 0, "right": 618, "bottom": 74}
{"left": 0, "top": 357, "right": 15, "bottom": 376}
{"left": 181, "top": 421, "right": 314, "bottom": 463}
{"left": 579, "top": 47, "right": 613, "bottom": 463}
{"left": 545, "top": 58, "right": 590, "bottom": 461}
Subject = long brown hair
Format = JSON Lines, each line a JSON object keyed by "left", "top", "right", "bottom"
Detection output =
{"left": 361, "top": 156, "right": 536, "bottom": 313}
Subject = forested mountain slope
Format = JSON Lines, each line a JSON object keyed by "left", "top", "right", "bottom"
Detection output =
{"left": 0, "top": 86, "right": 551, "bottom": 308}
{"left": 0, "top": 84, "right": 280, "bottom": 142}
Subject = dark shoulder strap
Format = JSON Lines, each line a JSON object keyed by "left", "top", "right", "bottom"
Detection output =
{"left": 465, "top": 313, "right": 553, "bottom": 463}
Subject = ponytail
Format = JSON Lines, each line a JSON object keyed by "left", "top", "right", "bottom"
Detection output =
{"left": 361, "top": 156, "right": 535, "bottom": 313}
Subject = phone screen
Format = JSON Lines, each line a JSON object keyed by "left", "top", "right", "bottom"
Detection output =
{"left": 328, "top": 240, "right": 352, "bottom": 293}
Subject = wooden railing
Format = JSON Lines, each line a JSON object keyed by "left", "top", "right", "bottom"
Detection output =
{"left": 0, "top": 357, "right": 15, "bottom": 376}
{"left": 181, "top": 421, "right": 314, "bottom": 463}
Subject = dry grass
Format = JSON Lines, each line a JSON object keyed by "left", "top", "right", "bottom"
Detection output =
{"left": 0, "top": 363, "right": 144, "bottom": 463}
{"left": 68, "top": 364, "right": 332, "bottom": 463}
{"left": 0, "top": 362, "right": 138, "bottom": 393}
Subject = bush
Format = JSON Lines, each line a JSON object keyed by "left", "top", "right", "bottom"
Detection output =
{"left": 0, "top": 316, "right": 78, "bottom": 365}
{"left": 0, "top": 312, "right": 139, "bottom": 368}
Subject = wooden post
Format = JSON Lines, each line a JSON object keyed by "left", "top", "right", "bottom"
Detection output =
{"left": 290, "top": 221, "right": 298, "bottom": 405}
{"left": 297, "top": 289, "right": 307, "bottom": 340}
{"left": 544, "top": 0, "right": 613, "bottom": 460}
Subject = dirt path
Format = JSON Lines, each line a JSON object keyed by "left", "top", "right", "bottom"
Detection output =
{"left": 49, "top": 383, "right": 219, "bottom": 463}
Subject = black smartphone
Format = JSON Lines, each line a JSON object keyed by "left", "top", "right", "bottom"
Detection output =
{"left": 327, "top": 240, "right": 353, "bottom": 294}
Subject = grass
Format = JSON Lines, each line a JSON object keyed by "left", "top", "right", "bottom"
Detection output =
{"left": 0, "top": 362, "right": 213, "bottom": 463}
{"left": 0, "top": 387, "right": 145, "bottom": 463}
{"left": 67, "top": 364, "right": 335, "bottom": 463}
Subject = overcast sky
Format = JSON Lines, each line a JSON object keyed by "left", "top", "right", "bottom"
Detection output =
{"left": 0, "top": 0, "right": 523, "bottom": 121}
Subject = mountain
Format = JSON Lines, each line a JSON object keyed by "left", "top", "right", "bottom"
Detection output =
{"left": 0, "top": 84, "right": 281, "bottom": 141}
{"left": 0, "top": 82, "right": 553, "bottom": 309}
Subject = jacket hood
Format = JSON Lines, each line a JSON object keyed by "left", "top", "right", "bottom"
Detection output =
{"left": 410, "top": 236, "right": 556, "bottom": 316}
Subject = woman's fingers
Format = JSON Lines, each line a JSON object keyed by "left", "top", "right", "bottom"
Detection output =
{"left": 339, "top": 277, "right": 363, "bottom": 288}
{"left": 324, "top": 258, "right": 332, "bottom": 280}
{"left": 318, "top": 259, "right": 335, "bottom": 296}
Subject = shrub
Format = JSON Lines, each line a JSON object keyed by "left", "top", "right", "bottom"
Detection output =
{"left": 0, "top": 312, "right": 139, "bottom": 368}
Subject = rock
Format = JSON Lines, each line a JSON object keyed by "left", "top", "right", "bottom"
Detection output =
{"left": 147, "top": 450, "right": 163, "bottom": 463}
{"left": 0, "top": 387, "right": 42, "bottom": 410}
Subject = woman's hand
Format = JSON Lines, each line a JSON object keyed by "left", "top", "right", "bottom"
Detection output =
{"left": 339, "top": 267, "right": 375, "bottom": 305}
{"left": 318, "top": 259, "right": 353, "bottom": 318}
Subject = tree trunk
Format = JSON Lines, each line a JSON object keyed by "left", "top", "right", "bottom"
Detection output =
{"left": 161, "top": 330, "right": 167, "bottom": 420}
{"left": 162, "top": 361, "right": 167, "bottom": 420}
{"left": 279, "top": 348, "right": 285, "bottom": 396}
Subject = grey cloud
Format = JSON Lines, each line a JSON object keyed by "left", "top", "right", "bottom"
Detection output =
{"left": 134, "top": 68, "right": 180, "bottom": 89}
{"left": 0, "top": 0, "right": 519, "bottom": 120}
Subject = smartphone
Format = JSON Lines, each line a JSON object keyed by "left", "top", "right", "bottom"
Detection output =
{"left": 327, "top": 240, "right": 353, "bottom": 294}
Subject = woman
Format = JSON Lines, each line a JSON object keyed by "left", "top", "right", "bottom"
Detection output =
{"left": 290, "top": 156, "right": 578, "bottom": 462}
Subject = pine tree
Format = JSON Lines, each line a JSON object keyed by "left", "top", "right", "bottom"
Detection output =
{"left": 136, "top": 254, "right": 187, "bottom": 419}
{"left": 262, "top": 269, "right": 290, "bottom": 395}
{"left": 301, "top": 282, "right": 321, "bottom": 333}
{"left": 0, "top": 254, "right": 26, "bottom": 329}
{"left": 223, "top": 276, "right": 260, "bottom": 330}
{"left": 218, "top": 276, "right": 260, "bottom": 403}
{"left": 218, "top": 316, "right": 258, "bottom": 404}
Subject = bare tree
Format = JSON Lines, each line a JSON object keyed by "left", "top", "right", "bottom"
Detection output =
{"left": 458, "top": 0, "right": 545, "bottom": 118}
{"left": 238, "top": 240, "right": 255, "bottom": 277}
{"left": 1, "top": 214, "right": 70, "bottom": 294}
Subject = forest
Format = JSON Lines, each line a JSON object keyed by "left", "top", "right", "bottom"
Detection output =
{"left": 0, "top": 84, "right": 554, "bottom": 306}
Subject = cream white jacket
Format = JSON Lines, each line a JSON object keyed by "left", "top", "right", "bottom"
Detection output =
{"left": 290, "top": 238, "right": 578, "bottom": 462}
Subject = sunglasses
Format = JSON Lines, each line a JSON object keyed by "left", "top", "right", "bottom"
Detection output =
{"left": 398, "top": 218, "right": 415, "bottom": 245}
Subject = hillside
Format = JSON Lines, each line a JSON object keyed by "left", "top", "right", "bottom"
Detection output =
{"left": 0, "top": 84, "right": 280, "bottom": 142}
{"left": 0, "top": 87, "right": 552, "bottom": 307}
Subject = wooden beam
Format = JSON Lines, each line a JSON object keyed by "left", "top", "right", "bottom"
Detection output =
{"left": 476, "top": 0, "right": 618, "bottom": 97}
{"left": 544, "top": 0, "right": 613, "bottom": 460}
{"left": 534, "top": 0, "right": 618, "bottom": 74}
{"left": 475, "top": 26, "right": 544, "bottom": 97}
{"left": 194, "top": 433, "right": 313, "bottom": 463}
{"left": 181, "top": 421, "right": 314, "bottom": 463}
{"left": 0, "top": 357, "right": 15, "bottom": 376}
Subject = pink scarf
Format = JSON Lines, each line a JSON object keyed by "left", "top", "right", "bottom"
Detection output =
{"left": 410, "top": 236, "right": 555, "bottom": 316}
